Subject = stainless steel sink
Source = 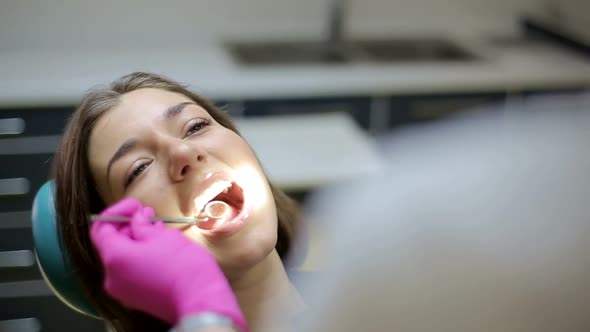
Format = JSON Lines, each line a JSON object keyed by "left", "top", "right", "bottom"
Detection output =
{"left": 225, "top": 38, "right": 480, "bottom": 66}
{"left": 225, "top": 41, "right": 361, "bottom": 65}
{"left": 356, "top": 38, "right": 479, "bottom": 63}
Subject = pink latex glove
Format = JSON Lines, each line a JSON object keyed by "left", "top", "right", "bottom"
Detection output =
{"left": 90, "top": 198, "right": 248, "bottom": 331}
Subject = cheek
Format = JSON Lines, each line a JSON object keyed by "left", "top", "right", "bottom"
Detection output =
{"left": 206, "top": 131, "right": 259, "bottom": 166}
{"left": 127, "top": 176, "right": 178, "bottom": 216}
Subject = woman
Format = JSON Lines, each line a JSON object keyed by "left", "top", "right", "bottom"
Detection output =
{"left": 51, "top": 72, "right": 305, "bottom": 331}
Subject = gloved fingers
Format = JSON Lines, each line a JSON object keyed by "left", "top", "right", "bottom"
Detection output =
{"left": 90, "top": 220, "right": 116, "bottom": 245}
{"left": 119, "top": 225, "right": 133, "bottom": 238}
{"left": 142, "top": 206, "right": 155, "bottom": 218}
{"left": 149, "top": 208, "right": 168, "bottom": 231}
{"left": 130, "top": 207, "right": 161, "bottom": 241}
{"left": 153, "top": 221, "right": 166, "bottom": 230}
{"left": 144, "top": 207, "right": 168, "bottom": 230}
{"left": 97, "top": 197, "right": 142, "bottom": 220}
{"left": 90, "top": 220, "right": 134, "bottom": 255}
{"left": 91, "top": 198, "right": 143, "bottom": 247}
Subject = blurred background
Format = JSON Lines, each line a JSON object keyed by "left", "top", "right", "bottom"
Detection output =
{"left": 0, "top": 0, "right": 589, "bottom": 330}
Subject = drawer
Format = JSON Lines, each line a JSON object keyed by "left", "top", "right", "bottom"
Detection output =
{"left": 0, "top": 154, "right": 54, "bottom": 213}
{"left": 0, "top": 281, "right": 105, "bottom": 331}
{"left": 0, "top": 250, "right": 34, "bottom": 268}
{"left": 0, "top": 107, "right": 73, "bottom": 138}
{"left": 0, "top": 248, "right": 41, "bottom": 283}
{"left": 0, "top": 318, "right": 41, "bottom": 332}
{"left": 0, "top": 135, "right": 60, "bottom": 156}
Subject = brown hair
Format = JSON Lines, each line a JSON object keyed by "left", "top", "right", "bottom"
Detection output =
{"left": 51, "top": 72, "right": 300, "bottom": 331}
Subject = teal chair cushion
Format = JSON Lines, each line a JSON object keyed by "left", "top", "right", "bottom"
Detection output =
{"left": 31, "top": 180, "right": 99, "bottom": 318}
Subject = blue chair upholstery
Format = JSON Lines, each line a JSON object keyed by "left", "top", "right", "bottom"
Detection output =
{"left": 31, "top": 181, "right": 99, "bottom": 318}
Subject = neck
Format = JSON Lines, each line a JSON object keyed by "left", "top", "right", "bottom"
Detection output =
{"left": 228, "top": 250, "right": 305, "bottom": 330}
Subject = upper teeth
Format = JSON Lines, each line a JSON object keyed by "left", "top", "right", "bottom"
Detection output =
{"left": 193, "top": 181, "right": 232, "bottom": 215}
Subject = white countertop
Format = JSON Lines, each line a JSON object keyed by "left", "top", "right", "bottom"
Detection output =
{"left": 1, "top": 36, "right": 589, "bottom": 107}
{"left": 236, "top": 112, "right": 383, "bottom": 191}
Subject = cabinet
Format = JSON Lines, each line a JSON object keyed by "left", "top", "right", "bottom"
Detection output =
{"left": 232, "top": 87, "right": 587, "bottom": 134}
{"left": 223, "top": 92, "right": 507, "bottom": 135}
{"left": 388, "top": 92, "right": 507, "bottom": 127}
{"left": 0, "top": 107, "right": 105, "bottom": 331}
{"left": 242, "top": 96, "right": 373, "bottom": 130}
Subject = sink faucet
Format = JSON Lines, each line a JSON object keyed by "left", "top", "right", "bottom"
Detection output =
{"left": 327, "top": 0, "right": 347, "bottom": 45}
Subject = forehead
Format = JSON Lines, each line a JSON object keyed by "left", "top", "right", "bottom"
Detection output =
{"left": 112, "top": 88, "right": 195, "bottom": 120}
{"left": 92, "top": 88, "right": 200, "bottom": 137}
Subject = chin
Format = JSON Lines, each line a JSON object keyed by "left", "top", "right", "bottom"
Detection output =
{"left": 218, "top": 224, "right": 279, "bottom": 273}
{"left": 181, "top": 211, "right": 279, "bottom": 273}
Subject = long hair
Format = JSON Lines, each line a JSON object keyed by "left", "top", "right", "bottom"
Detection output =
{"left": 51, "top": 72, "right": 300, "bottom": 331}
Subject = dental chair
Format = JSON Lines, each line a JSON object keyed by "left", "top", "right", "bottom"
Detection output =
{"left": 31, "top": 181, "right": 98, "bottom": 318}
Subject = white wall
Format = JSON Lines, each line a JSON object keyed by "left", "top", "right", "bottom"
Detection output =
{"left": 349, "top": 0, "right": 544, "bottom": 38}
{"left": 0, "top": 0, "right": 549, "bottom": 52}
{"left": 0, "top": 0, "right": 324, "bottom": 51}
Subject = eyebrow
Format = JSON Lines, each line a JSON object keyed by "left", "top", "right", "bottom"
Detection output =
{"left": 106, "top": 138, "right": 137, "bottom": 181}
{"left": 105, "top": 101, "right": 197, "bottom": 182}
{"left": 162, "top": 101, "right": 196, "bottom": 119}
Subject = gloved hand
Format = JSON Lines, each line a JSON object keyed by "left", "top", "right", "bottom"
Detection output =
{"left": 90, "top": 198, "right": 248, "bottom": 331}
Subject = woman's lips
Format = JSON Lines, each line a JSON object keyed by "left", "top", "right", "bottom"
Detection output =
{"left": 198, "top": 204, "right": 250, "bottom": 238}
{"left": 197, "top": 202, "right": 239, "bottom": 230}
{"left": 196, "top": 182, "right": 249, "bottom": 238}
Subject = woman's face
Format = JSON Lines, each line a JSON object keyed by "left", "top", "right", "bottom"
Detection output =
{"left": 88, "top": 88, "right": 278, "bottom": 274}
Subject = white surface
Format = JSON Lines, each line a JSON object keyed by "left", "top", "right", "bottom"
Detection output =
{"left": 236, "top": 112, "right": 383, "bottom": 190}
{"left": 1, "top": 37, "right": 589, "bottom": 107}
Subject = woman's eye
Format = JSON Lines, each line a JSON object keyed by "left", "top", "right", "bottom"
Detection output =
{"left": 185, "top": 119, "right": 210, "bottom": 137}
{"left": 125, "top": 161, "right": 149, "bottom": 188}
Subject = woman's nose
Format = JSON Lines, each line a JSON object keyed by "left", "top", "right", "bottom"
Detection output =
{"left": 168, "top": 141, "right": 206, "bottom": 182}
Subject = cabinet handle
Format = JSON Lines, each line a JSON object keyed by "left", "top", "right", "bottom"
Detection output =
{"left": 0, "top": 318, "right": 41, "bottom": 332}
{"left": 0, "top": 118, "right": 25, "bottom": 136}
{"left": 0, "top": 250, "right": 35, "bottom": 268}
{"left": 0, "top": 178, "right": 29, "bottom": 196}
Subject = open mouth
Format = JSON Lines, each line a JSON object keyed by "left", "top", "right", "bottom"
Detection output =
{"left": 193, "top": 181, "right": 245, "bottom": 230}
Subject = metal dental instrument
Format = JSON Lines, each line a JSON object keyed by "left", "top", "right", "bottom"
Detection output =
{"left": 90, "top": 215, "right": 206, "bottom": 224}
{"left": 90, "top": 201, "right": 231, "bottom": 224}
